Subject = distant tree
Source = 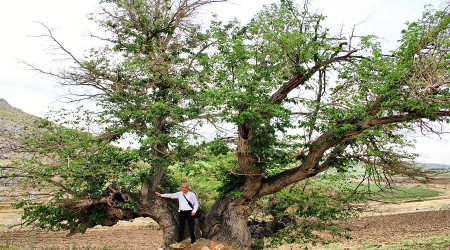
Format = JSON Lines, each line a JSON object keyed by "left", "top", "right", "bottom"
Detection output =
{"left": 10, "top": 0, "right": 449, "bottom": 248}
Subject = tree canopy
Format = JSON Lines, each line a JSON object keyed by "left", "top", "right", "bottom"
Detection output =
{"left": 7, "top": 0, "right": 449, "bottom": 248}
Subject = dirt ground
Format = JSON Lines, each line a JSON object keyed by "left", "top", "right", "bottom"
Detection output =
{"left": 342, "top": 210, "right": 450, "bottom": 245}
{"left": 277, "top": 210, "right": 450, "bottom": 249}
{"left": 1, "top": 177, "right": 449, "bottom": 249}
{"left": 1, "top": 210, "right": 449, "bottom": 249}
{"left": 0, "top": 219, "right": 164, "bottom": 249}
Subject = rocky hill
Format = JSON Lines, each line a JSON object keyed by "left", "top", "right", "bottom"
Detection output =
{"left": 0, "top": 99, "right": 43, "bottom": 228}
{"left": 0, "top": 98, "right": 40, "bottom": 155}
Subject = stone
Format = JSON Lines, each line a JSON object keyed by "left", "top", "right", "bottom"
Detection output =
{"left": 211, "top": 244, "right": 225, "bottom": 250}
{"left": 169, "top": 242, "right": 186, "bottom": 249}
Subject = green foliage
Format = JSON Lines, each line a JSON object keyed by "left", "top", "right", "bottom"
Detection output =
{"left": 333, "top": 7, "right": 449, "bottom": 126}
{"left": 208, "top": 138, "right": 230, "bottom": 156}
{"left": 215, "top": 169, "right": 245, "bottom": 199}
{"left": 255, "top": 173, "right": 364, "bottom": 247}
{"left": 168, "top": 147, "right": 241, "bottom": 208}
{"left": 55, "top": 0, "right": 214, "bottom": 176}
{"left": 23, "top": 118, "right": 143, "bottom": 197}
{"left": 117, "top": 200, "right": 139, "bottom": 212}
{"left": 201, "top": 149, "right": 244, "bottom": 199}
{"left": 15, "top": 117, "right": 145, "bottom": 230}
{"left": 15, "top": 201, "right": 82, "bottom": 232}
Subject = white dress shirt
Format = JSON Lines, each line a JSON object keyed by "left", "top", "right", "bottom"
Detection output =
{"left": 161, "top": 191, "right": 199, "bottom": 212}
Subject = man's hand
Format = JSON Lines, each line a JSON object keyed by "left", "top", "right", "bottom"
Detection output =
{"left": 155, "top": 192, "right": 161, "bottom": 197}
{"left": 191, "top": 211, "right": 196, "bottom": 216}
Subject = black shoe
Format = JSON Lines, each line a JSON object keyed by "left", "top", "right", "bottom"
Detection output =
{"left": 191, "top": 239, "right": 196, "bottom": 244}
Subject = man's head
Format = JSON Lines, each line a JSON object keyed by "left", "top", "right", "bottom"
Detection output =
{"left": 181, "top": 183, "right": 189, "bottom": 193}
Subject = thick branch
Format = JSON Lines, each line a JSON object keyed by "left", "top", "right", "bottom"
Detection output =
{"left": 268, "top": 71, "right": 307, "bottom": 105}
{"left": 268, "top": 50, "right": 360, "bottom": 105}
{"left": 258, "top": 110, "right": 450, "bottom": 197}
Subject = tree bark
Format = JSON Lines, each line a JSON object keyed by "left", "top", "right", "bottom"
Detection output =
{"left": 202, "top": 197, "right": 254, "bottom": 248}
{"left": 138, "top": 197, "right": 180, "bottom": 247}
{"left": 200, "top": 124, "right": 263, "bottom": 249}
{"left": 237, "top": 124, "right": 263, "bottom": 198}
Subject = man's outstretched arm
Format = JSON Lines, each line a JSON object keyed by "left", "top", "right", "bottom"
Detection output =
{"left": 155, "top": 192, "right": 179, "bottom": 199}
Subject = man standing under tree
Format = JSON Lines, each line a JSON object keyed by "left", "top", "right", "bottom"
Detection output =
{"left": 155, "top": 184, "right": 199, "bottom": 244}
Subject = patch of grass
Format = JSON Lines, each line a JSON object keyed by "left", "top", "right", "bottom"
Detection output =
{"left": 0, "top": 234, "right": 21, "bottom": 250}
{"left": 372, "top": 186, "right": 442, "bottom": 202}
{"left": 347, "top": 183, "right": 442, "bottom": 202}
{"left": 0, "top": 109, "right": 37, "bottom": 125}
{"left": 322, "top": 235, "right": 450, "bottom": 249}
{"left": 146, "top": 222, "right": 161, "bottom": 230}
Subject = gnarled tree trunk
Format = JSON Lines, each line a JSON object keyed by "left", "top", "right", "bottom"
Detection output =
{"left": 138, "top": 197, "right": 180, "bottom": 247}
{"left": 202, "top": 197, "right": 255, "bottom": 248}
{"left": 61, "top": 190, "right": 188, "bottom": 247}
{"left": 201, "top": 124, "right": 264, "bottom": 248}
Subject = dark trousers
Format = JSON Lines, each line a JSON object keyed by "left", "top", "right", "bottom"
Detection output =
{"left": 178, "top": 210, "right": 195, "bottom": 243}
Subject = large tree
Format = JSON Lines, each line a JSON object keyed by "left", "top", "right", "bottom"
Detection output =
{"left": 200, "top": 2, "right": 449, "bottom": 246}
{"left": 20, "top": 0, "right": 227, "bottom": 246}
{"left": 9, "top": 0, "right": 449, "bottom": 248}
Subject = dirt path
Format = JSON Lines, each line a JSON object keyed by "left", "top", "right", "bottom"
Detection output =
{"left": 361, "top": 179, "right": 450, "bottom": 216}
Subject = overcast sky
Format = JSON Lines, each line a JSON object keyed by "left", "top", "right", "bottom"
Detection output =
{"left": 0, "top": 0, "right": 448, "bottom": 164}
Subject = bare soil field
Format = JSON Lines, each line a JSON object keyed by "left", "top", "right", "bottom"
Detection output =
{"left": 1, "top": 219, "right": 163, "bottom": 249}
{"left": 341, "top": 210, "right": 450, "bottom": 246}
{"left": 277, "top": 210, "right": 450, "bottom": 250}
